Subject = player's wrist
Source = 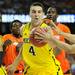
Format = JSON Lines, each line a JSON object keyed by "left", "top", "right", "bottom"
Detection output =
{"left": 58, "top": 31, "right": 64, "bottom": 35}
{"left": 48, "top": 36, "right": 54, "bottom": 41}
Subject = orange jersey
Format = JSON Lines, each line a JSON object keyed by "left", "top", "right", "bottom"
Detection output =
{"left": 2, "top": 34, "right": 23, "bottom": 43}
{"left": 53, "top": 23, "right": 71, "bottom": 73}
{"left": 2, "top": 34, "right": 24, "bottom": 74}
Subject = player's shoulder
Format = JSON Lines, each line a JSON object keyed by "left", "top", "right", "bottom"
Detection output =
{"left": 3, "top": 34, "right": 12, "bottom": 39}
{"left": 41, "top": 23, "right": 48, "bottom": 28}
{"left": 20, "top": 22, "right": 31, "bottom": 35}
{"left": 57, "top": 23, "right": 70, "bottom": 33}
{"left": 23, "top": 23, "right": 31, "bottom": 30}
{"left": 2, "top": 34, "right": 13, "bottom": 42}
{"left": 57, "top": 23, "right": 68, "bottom": 27}
{"left": 57, "top": 23, "right": 69, "bottom": 29}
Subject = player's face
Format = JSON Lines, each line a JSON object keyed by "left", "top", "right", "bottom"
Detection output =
{"left": 30, "top": 6, "right": 44, "bottom": 24}
{"left": 47, "top": 8, "right": 57, "bottom": 21}
{"left": 11, "top": 22, "right": 22, "bottom": 35}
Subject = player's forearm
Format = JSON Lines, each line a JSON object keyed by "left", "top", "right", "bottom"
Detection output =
{"left": 60, "top": 32, "right": 75, "bottom": 43}
{"left": 13, "top": 49, "right": 22, "bottom": 67}
{"left": 49, "top": 37, "right": 72, "bottom": 52}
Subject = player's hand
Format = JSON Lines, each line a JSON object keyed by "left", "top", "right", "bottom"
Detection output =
{"left": 49, "top": 20, "right": 57, "bottom": 28}
{"left": 16, "top": 42, "right": 23, "bottom": 52}
{"left": 52, "top": 25, "right": 62, "bottom": 35}
{"left": 49, "top": 20, "right": 63, "bottom": 35}
{"left": 34, "top": 26, "right": 54, "bottom": 42}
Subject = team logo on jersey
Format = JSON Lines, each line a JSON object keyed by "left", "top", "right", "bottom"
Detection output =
{"left": 23, "top": 38, "right": 30, "bottom": 43}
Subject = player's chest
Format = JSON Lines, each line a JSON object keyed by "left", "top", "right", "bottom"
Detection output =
{"left": 23, "top": 43, "right": 53, "bottom": 58}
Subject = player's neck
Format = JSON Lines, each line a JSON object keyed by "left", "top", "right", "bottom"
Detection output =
{"left": 12, "top": 33, "right": 21, "bottom": 38}
{"left": 30, "top": 21, "right": 43, "bottom": 30}
{"left": 53, "top": 18, "right": 57, "bottom": 23}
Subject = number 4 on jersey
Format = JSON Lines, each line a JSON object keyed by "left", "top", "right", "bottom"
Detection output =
{"left": 29, "top": 46, "right": 36, "bottom": 56}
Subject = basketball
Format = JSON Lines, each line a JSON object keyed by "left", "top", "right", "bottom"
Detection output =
{"left": 30, "top": 28, "right": 47, "bottom": 47}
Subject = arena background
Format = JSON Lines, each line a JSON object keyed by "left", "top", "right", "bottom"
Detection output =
{"left": 0, "top": 0, "right": 75, "bottom": 35}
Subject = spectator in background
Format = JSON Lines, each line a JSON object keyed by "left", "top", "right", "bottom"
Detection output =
{"left": 2, "top": 20, "right": 24, "bottom": 75}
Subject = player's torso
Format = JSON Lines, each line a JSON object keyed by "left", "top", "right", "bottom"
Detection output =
{"left": 22, "top": 23, "right": 60, "bottom": 70}
{"left": 2, "top": 34, "right": 23, "bottom": 66}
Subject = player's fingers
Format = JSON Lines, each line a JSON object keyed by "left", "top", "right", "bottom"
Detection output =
{"left": 34, "top": 31, "right": 45, "bottom": 38}
{"left": 30, "top": 28, "right": 36, "bottom": 34}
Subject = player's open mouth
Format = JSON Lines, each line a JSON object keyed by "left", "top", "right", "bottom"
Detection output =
{"left": 35, "top": 18, "right": 39, "bottom": 20}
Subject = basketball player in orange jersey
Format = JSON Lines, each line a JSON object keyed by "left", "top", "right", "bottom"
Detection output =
{"left": 2, "top": 20, "right": 25, "bottom": 75}
{"left": 44, "top": 7, "right": 72, "bottom": 75}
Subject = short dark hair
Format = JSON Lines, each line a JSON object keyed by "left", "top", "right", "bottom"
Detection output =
{"left": 10, "top": 20, "right": 22, "bottom": 29}
{"left": 30, "top": 2, "right": 44, "bottom": 12}
{"left": 47, "top": 7, "right": 58, "bottom": 13}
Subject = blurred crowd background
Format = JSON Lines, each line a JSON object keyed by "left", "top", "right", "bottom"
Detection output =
{"left": 0, "top": 0, "right": 75, "bottom": 14}
{"left": 0, "top": 0, "right": 75, "bottom": 35}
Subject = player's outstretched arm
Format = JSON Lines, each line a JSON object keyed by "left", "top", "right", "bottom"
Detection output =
{"left": 58, "top": 31, "right": 75, "bottom": 44}
{"left": 35, "top": 26, "right": 75, "bottom": 54}
{"left": 50, "top": 20, "right": 75, "bottom": 44}
{"left": 46, "top": 27, "right": 75, "bottom": 54}
{"left": 49, "top": 36, "right": 75, "bottom": 54}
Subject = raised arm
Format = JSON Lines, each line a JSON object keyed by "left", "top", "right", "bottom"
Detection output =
{"left": 34, "top": 26, "right": 75, "bottom": 55}
{"left": 50, "top": 20, "right": 75, "bottom": 44}
{"left": 46, "top": 27, "right": 75, "bottom": 54}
